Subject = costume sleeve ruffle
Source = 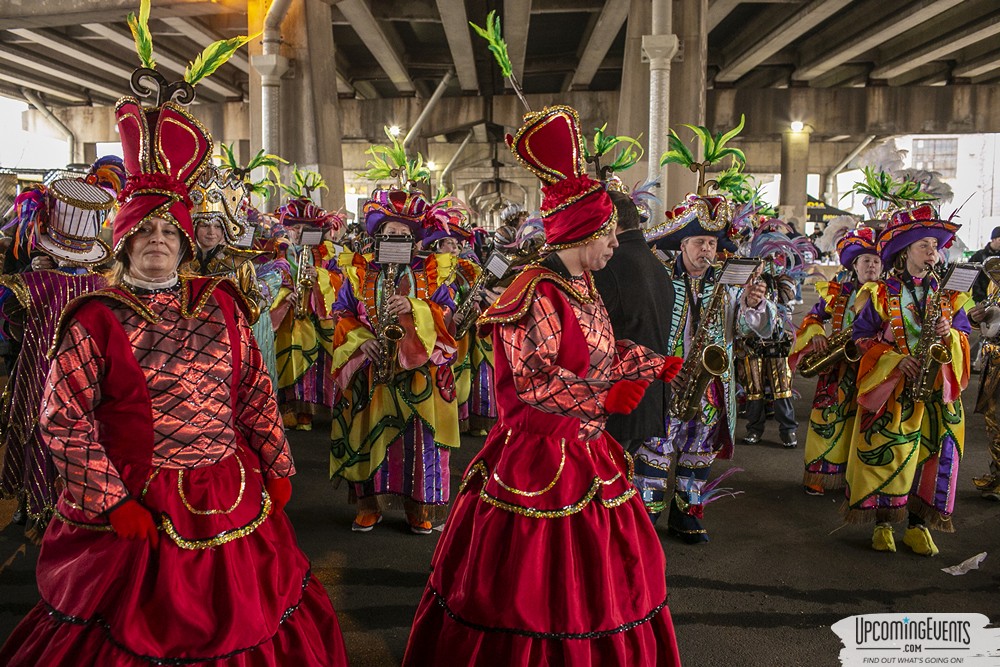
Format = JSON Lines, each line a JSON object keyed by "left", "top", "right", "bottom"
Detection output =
{"left": 41, "top": 319, "right": 128, "bottom": 518}
{"left": 499, "top": 293, "right": 612, "bottom": 420}
{"left": 234, "top": 310, "right": 295, "bottom": 479}
{"left": 737, "top": 292, "right": 777, "bottom": 338}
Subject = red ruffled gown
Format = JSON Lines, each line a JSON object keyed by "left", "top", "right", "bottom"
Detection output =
{"left": 0, "top": 277, "right": 348, "bottom": 666}
{"left": 403, "top": 265, "right": 682, "bottom": 666}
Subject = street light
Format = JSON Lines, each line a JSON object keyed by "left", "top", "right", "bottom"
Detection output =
{"left": 427, "top": 161, "right": 437, "bottom": 171}
{"left": 790, "top": 120, "right": 805, "bottom": 132}
{"left": 388, "top": 125, "right": 402, "bottom": 137}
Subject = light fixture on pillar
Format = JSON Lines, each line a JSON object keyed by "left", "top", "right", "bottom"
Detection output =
{"left": 790, "top": 120, "right": 805, "bottom": 132}
{"left": 427, "top": 161, "right": 438, "bottom": 171}
{"left": 388, "top": 125, "right": 402, "bottom": 137}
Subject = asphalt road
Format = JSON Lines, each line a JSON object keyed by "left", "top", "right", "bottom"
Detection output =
{"left": 1, "top": 288, "right": 998, "bottom": 666}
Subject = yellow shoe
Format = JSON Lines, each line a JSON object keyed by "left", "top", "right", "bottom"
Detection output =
{"left": 872, "top": 524, "right": 896, "bottom": 552}
{"left": 351, "top": 511, "right": 382, "bottom": 533}
{"left": 903, "top": 525, "right": 939, "bottom": 557}
{"left": 282, "top": 412, "right": 298, "bottom": 428}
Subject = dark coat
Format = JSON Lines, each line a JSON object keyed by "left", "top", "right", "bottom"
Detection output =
{"left": 593, "top": 229, "right": 674, "bottom": 442}
{"left": 970, "top": 244, "right": 1000, "bottom": 303}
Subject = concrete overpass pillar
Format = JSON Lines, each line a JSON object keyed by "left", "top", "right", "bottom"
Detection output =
{"left": 617, "top": 0, "right": 651, "bottom": 182}
{"left": 780, "top": 127, "right": 811, "bottom": 226}
{"left": 283, "top": 0, "right": 345, "bottom": 210}
{"left": 666, "top": 0, "right": 707, "bottom": 205}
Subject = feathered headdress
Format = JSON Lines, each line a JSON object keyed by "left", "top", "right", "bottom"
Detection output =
{"left": 114, "top": 0, "right": 255, "bottom": 259}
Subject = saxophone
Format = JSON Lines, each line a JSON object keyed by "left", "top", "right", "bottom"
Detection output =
{"left": 906, "top": 263, "right": 952, "bottom": 402}
{"left": 669, "top": 275, "right": 731, "bottom": 423}
{"left": 798, "top": 326, "right": 862, "bottom": 378}
{"left": 373, "top": 262, "right": 406, "bottom": 385}
{"left": 454, "top": 269, "right": 491, "bottom": 338}
{"left": 294, "top": 245, "right": 315, "bottom": 320}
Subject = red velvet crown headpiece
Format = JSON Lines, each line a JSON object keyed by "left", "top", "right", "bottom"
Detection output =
{"left": 112, "top": 97, "right": 213, "bottom": 258}
{"left": 506, "top": 105, "right": 615, "bottom": 250}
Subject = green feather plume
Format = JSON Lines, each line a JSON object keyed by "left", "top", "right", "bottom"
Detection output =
{"left": 126, "top": 0, "right": 156, "bottom": 70}
{"left": 660, "top": 115, "right": 746, "bottom": 168}
{"left": 469, "top": 11, "right": 512, "bottom": 78}
{"left": 846, "top": 166, "right": 937, "bottom": 206}
{"left": 281, "top": 166, "right": 327, "bottom": 200}
{"left": 585, "top": 124, "right": 644, "bottom": 175}
{"left": 184, "top": 33, "right": 258, "bottom": 86}
{"left": 659, "top": 129, "right": 696, "bottom": 168}
{"left": 217, "top": 143, "right": 287, "bottom": 203}
{"left": 361, "top": 126, "right": 430, "bottom": 184}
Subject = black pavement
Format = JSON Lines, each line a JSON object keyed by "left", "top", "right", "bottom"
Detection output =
{"left": 1, "top": 292, "right": 998, "bottom": 666}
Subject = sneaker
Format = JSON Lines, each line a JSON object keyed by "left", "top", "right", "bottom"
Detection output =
{"left": 294, "top": 422, "right": 313, "bottom": 431}
{"left": 803, "top": 483, "right": 824, "bottom": 496}
{"left": 282, "top": 411, "right": 298, "bottom": 428}
{"left": 872, "top": 524, "right": 896, "bottom": 552}
{"left": 743, "top": 432, "right": 761, "bottom": 446}
{"left": 408, "top": 518, "right": 433, "bottom": 535}
{"left": 903, "top": 525, "right": 939, "bottom": 557}
{"left": 782, "top": 435, "right": 798, "bottom": 449}
{"left": 351, "top": 511, "right": 383, "bottom": 532}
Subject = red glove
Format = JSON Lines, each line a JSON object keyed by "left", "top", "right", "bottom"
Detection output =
{"left": 657, "top": 356, "right": 684, "bottom": 383}
{"left": 266, "top": 477, "right": 292, "bottom": 515}
{"left": 605, "top": 380, "right": 650, "bottom": 414}
{"left": 108, "top": 499, "right": 159, "bottom": 547}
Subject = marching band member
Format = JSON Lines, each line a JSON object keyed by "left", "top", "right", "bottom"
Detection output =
{"left": 404, "top": 102, "right": 682, "bottom": 667}
{"left": 0, "top": 163, "right": 118, "bottom": 537}
{"left": 329, "top": 137, "right": 460, "bottom": 534}
{"left": 846, "top": 204, "right": 971, "bottom": 556}
{"left": 790, "top": 227, "right": 881, "bottom": 495}
{"left": 270, "top": 175, "right": 346, "bottom": 431}
{"left": 970, "top": 259, "right": 1000, "bottom": 500}
{"left": 737, "top": 221, "right": 807, "bottom": 449}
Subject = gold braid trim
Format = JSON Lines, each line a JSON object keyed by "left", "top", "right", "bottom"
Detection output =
{"left": 52, "top": 509, "right": 115, "bottom": 532}
{"left": 161, "top": 490, "right": 272, "bottom": 550}
{"left": 460, "top": 459, "right": 635, "bottom": 519}
{"left": 541, "top": 209, "right": 617, "bottom": 252}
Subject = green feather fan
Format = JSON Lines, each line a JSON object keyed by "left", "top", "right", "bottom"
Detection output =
{"left": 185, "top": 33, "right": 258, "bottom": 86}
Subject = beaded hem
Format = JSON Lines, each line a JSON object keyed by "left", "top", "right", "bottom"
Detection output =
{"left": 40, "top": 569, "right": 312, "bottom": 666}
{"left": 430, "top": 586, "right": 668, "bottom": 640}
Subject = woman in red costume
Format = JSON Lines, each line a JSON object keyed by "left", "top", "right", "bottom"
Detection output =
{"left": 0, "top": 68, "right": 347, "bottom": 666}
{"left": 403, "top": 106, "right": 683, "bottom": 666}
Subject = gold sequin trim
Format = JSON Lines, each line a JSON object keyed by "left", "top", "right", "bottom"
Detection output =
{"left": 161, "top": 490, "right": 271, "bottom": 550}
{"left": 177, "top": 456, "right": 246, "bottom": 515}
{"left": 0, "top": 274, "right": 30, "bottom": 309}
{"left": 461, "top": 460, "right": 635, "bottom": 518}
{"left": 53, "top": 509, "right": 115, "bottom": 532}
{"left": 492, "top": 435, "right": 566, "bottom": 497}
{"left": 479, "top": 270, "right": 598, "bottom": 326}
{"left": 541, "top": 209, "right": 618, "bottom": 253}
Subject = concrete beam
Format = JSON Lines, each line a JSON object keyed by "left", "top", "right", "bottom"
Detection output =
{"left": 79, "top": 23, "right": 240, "bottom": 100}
{"left": 870, "top": 12, "right": 1000, "bottom": 80}
{"left": 0, "top": 43, "right": 123, "bottom": 101}
{"left": 0, "top": 1, "right": 229, "bottom": 30}
{"left": 0, "top": 68, "right": 89, "bottom": 104}
{"left": 159, "top": 17, "right": 250, "bottom": 75}
{"left": 435, "top": 0, "right": 479, "bottom": 92}
{"left": 8, "top": 28, "right": 138, "bottom": 84}
{"left": 503, "top": 0, "right": 532, "bottom": 86}
{"left": 567, "top": 0, "right": 628, "bottom": 91}
{"left": 708, "top": 0, "right": 742, "bottom": 31}
{"left": 954, "top": 47, "right": 1000, "bottom": 79}
{"left": 531, "top": 0, "right": 605, "bottom": 12}
{"left": 336, "top": 0, "right": 416, "bottom": 94}
{"left": 793, "top": 0, "right": 963, "bottom": 82}
{"left": 715, "top": 0, "right": 852, "bottom": 84}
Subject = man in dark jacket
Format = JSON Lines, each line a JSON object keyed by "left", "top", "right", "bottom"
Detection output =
{"left": 970, "top": 226, "right": 1000, "bottom": 303}
{"left": 593, "top": 190, "right": 673, "bottom": 455}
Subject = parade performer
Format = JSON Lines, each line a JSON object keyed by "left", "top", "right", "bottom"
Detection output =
{"left": 790, "top": 226, "right": 881, "bottom": 495}
{"left": 0, "top": 167, "right": 117, "bottom": 536}
{"left": 330, "top": 129, "right": 460, "bottom": 534}
{"left": 846, "top": 203, "right": 971, "bottom": 556}
{"left": 0, "top": 8, "right": 347, "bottom": 663}
{"left": 404, "top": 94, "right": 683, "bottom": 664}
{"left": 270, "top": 168, "right": 346, "bottom": 430}
{"left": 423, "top": 208, "right": 480, "bottom": 432}
{"left": 640, "top": 119, "right": 776, "bottom": 542}
{"left": 737, "top": 219, "right": 811, "bottom": 449}
{"left": 970, "top": 259, "right": 1000, "bottom": 500}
